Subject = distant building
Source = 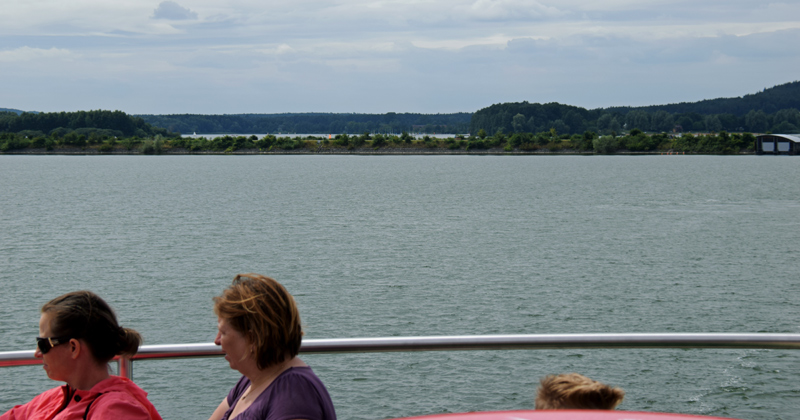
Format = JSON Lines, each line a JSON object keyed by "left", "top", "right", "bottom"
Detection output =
{"left": 756, "top": 134, "right": 800, "bottom": 155}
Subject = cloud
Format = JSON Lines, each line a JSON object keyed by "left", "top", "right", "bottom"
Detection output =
{"left": 0, "top": 46, "right": 72, "bottom": 63}
{"left": 3, "top": 0, "right": 800, "bottom": 113}
{"left": 466, "top": 0, "right": 563, "bottom": 21}
{"left": 152, "top": 1, "right": 198, "bottom": 20}
{"left": 275, "top": 44, "right": 295, "bottom": 55}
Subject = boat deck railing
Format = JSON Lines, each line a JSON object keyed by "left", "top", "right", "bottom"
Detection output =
{"left": 2, "top": 333, "right": 799, "bottom": 379}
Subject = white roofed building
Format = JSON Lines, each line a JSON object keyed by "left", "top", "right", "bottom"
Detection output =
{"left": 756, "top": 134, "right": 800, "bottom": 155}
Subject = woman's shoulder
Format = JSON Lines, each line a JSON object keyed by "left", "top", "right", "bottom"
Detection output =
{"left": 229, "top": 375, "right": 251, "bottom": 399}
{"left": 269, "top": 367, "right": 328, "bottom": 392}
{"left": 91, "top": 396, "right": 158, "bottom": 420}
{"left": 275, "top": 367, "right": 321, "bottom": 383}
{"left": 28, "top": 385, "right": 66, "bottom": 404}
{"left": 263, "top": 367, "right": 336, "bottom": 419}
{"left": 90, "top": 377, "right": 163, "bottom": 420}
{"left": 1, "top": 386, "right": 66, "bottom": 419}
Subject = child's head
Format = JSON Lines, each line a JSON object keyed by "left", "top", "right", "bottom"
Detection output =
{"left": 535, "top": 373, "right": 624, "bottom": 410}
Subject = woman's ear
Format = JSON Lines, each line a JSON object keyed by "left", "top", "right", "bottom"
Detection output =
{"left": 247, "top": 332, "right": 257, "bottom": 353}
{"left": 69, "top": 338, "right": 82, "bottom": 360}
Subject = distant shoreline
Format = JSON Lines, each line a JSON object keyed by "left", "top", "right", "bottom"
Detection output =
{"left": 1, "top": 147, "right": 755, "bottom": 156}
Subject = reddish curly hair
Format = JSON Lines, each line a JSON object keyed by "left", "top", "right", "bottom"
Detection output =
{"left": 213, "top": 273, "right": 303, "bottom": 370}
{"left": 535, "top": 373, "right": 624, "bottom": 410}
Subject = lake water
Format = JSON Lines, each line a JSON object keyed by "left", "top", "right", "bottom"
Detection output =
{"left": 1, "top": 155, "right": 798, "bottom": 419}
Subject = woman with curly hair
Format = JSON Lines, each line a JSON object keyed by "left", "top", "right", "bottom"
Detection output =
{"left": 209, "top": 273, "right": 336, "bottom": 420}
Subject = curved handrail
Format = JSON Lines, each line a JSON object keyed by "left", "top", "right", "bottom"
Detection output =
{"left": 2, "top": 333, "right": 799, "bottom": 370}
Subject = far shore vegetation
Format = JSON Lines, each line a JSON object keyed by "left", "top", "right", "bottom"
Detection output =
{"left": 2, "top": 81, "right": 798, "bottom": 155}
{"left": 0, "top": 129, "right": 758, "bottom": 155}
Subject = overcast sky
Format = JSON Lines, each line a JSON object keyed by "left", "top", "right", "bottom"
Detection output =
{"left": 2, "top": 1, "right": 799, "bottom": 114}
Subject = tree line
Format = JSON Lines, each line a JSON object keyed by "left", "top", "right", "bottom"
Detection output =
{"left": 471, "top": 81, "right": 800, "bottom": 136}
{"left": 1, "top": 81, "right": 793, "bottom": 154}
{"left": 0, "top": 110, "right": 176, "bottom": 139}
{"left": 471, "top": 104, "right": 800, "bottom": 137}
{"left": 605, "top": 81, "right": 800, "bottom": 116}
{"left": 1, "top": 129, "right": 756, "bottom": 155}
{"left": 137, "top": 112, "right": 472, "bottom": 135}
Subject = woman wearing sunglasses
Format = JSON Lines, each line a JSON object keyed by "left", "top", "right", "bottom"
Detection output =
{"left": 1, "top": 291, "right": 162, "bottom": 420}
{"left": 208, "top": 273, "right": 336, "bottom": 420}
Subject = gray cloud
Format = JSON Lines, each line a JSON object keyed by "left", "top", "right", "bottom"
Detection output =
{"left": 152, "top": 1, "right": 198, "bottom": 20}
{"left": 4, "top": 1, "right": 800, "bottom": 113}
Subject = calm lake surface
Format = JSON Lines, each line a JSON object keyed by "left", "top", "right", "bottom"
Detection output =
{"left": 1, "top": 155, "right": 798, "bottom": 420}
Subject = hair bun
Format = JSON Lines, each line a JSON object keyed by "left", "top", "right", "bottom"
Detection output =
{"left": 118, "top": 327, "right": 142, "bottom": 357}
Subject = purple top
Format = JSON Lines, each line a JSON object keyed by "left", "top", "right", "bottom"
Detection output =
{"left": 222, "top": 367, "right": 336, "bottom": 420}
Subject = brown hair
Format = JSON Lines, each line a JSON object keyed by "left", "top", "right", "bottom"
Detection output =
{"left": 213, "top": 273, "right": 303, "bottom": 370}
{"left": 535, "top": 373, "right": 625, "bottom": 410}
{"left": 42, "top": 291, "right": 141, "bottom": 363}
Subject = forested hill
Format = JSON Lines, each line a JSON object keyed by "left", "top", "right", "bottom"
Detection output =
{"left": 0, "top": 110, "right": 175, "bottom": 138}
{"left": 138, "top": 112, "right": 472, "bottom": 135}
{"left": 4, "top": 81, "right": 798, "bottom": 138}
{"left": 470, "top": 81, "right": 800, "bottom": 135}
{"left": 604, "top": 81, "right": 800, "bottom": 116}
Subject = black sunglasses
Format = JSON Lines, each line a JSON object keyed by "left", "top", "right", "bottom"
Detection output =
{"left": 36, "top": 336, "right": 71, "bottom": 354}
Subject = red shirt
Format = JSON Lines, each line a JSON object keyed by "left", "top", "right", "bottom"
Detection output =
{"left": 1, "top": 376, "right": 162, "bottom": 420}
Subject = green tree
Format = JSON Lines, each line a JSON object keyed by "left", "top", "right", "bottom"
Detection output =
{"left": 596, "top": 114, "right": 612, "bottom": 134}
{"left": 745, "top": 110, "right": 768, "bottom": 132}
{"left": 511, "top": 114, "right": 526, "bottom": 133}
{"left": 563, "top": 111, "right": 585, "bottom": 133}
{"left": 773, "top": 108, "right": 800, "bottom": 127}
{"left": 608, "top": 118, "right": 621, "bottom": 134}
{"left": 256, "top": 135, "right": 276, "bottom": 149}
{"left": 571, "top": 131, "right": 595, "bottom": 151}
{"left": 704, "top": 115, "right": 722, "bottom": 132}
{"left": 30, "top": 136, "right": 47, "bottom": 148}
{"left": 593, "top": 136, "right": 617, "bottom": 154}
{"left": 772, "top": 121, "right": 799, "bottom": 133}
{"left": 351, "top": 135, "right": 366, "bottom": 148}
{"left": 651, "top": 110, "right": 674, "bottom": 132}
{"left": 334, "top": 133, "right": 350, "bottom": 147}
{"left": 372, "top": 133, "right": 386, "bottom": 148}
{"left": 552, "top": 120, "right": 569, "bottom": 135}
{"left": 626, "top": 110, "right": 650, "bottom": 132}
{"left": 741, "top": 133, "right": 756, "bottom": 151}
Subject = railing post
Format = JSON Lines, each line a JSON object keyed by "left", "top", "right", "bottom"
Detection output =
{"left": 118, "top": 357, "right": 133, "bottom": 379}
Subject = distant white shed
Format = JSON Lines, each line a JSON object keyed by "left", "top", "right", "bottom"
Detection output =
{"left": 756, "top": 134, "right": 800, "bottom": 155}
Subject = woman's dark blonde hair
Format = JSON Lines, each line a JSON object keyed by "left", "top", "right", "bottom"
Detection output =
{"left": 535, "top": 373, "right": 625, "bottom": 410}
{"left": 42, "top": 291, "right": 141, "bottom": 363}
{"left": 213, "top": 273, "right": 303, "bottom": 370}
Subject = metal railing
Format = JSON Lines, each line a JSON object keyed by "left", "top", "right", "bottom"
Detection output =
{"left": 3, "top": 333, "right": 799, "bottom": 379}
